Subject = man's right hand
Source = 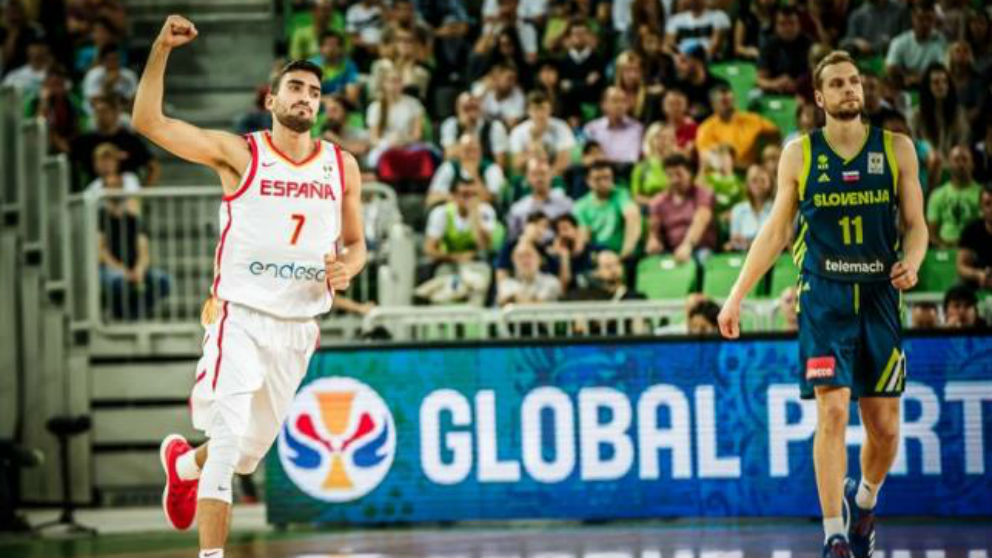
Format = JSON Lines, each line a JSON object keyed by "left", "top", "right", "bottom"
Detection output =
{"left": 157, "top": 15, "right": 198, "bottom": 49}
{"left": 717, "top": 297, "right": 741, "bottom": 339}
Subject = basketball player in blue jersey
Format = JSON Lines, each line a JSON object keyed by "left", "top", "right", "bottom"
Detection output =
{"left": 718, "top": 51, "right": 928, "bottom": 558}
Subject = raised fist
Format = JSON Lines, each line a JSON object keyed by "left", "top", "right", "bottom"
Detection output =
{"left": 157, "top": 15, "right": 198, "bottom": 49}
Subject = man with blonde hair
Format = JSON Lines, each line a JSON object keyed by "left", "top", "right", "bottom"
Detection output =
{"left": 719, "top": 50, "right": 928, "bottom": 558}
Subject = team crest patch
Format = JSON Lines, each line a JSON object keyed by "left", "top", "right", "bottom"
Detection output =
{"left": 806, "top": 356, "right": 837, "bottom": 380}
{"left": 868, "top": 152, "right": 884, "bottom": 175}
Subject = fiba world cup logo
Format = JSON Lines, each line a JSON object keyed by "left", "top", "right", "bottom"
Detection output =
{"left": 278, "top": 377, "right": 396, "bottom": 502}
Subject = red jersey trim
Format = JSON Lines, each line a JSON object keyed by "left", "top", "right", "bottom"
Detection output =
{"left": 210, "top": 202, "right": 234, "bottom": 296}
{"left": 333, "top": 143, "right": 346, "bottom": 197}
{"left": 223, "top": 134, "right": 259, "bottom": 202}
{"left": 212, "top": 301, "right": 230, "bottom": 391}
{"left": 263, "top": 130, "right": 322, "bottom": 167}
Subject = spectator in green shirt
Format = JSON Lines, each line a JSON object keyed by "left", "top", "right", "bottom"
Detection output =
{"left": 927, "top": 144, "right": 982, "bottom": 247}
{"left": 573, "top": 161, "right": 641, "bottom": 259}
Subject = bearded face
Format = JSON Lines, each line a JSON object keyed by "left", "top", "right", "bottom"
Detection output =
{"left": 816, "top": 62, "right": 865, "bottom": 122}
{"left": 823, "top": 95, "right": 863, "bottom": 121}
{"left": 272, "top": 97, "right": 316, "bottom": 134}
{"left": 268, "top": 70, "right": 321, "bottom": 134}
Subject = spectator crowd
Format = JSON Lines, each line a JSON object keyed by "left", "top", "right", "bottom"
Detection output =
{"left": 3, "top": 0, "right": 991, "bottom": 331}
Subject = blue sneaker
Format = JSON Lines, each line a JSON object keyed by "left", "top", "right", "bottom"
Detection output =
{"left": 844, "top": 477, "right": 876, "bottom": 558}
{"left": 823, "top": 534, "right": 852, "bottom": 558}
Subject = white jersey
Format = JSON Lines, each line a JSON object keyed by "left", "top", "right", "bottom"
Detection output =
{"left": 210, "top": 131, "right": 344, "bottom": 319}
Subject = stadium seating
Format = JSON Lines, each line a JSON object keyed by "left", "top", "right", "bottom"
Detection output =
{"left": 702, "top": 253, "right": 745, "bottom": 298}
{"left": 710, "top": 61, "right": 757, "bottom": 110}
{"left": 636, "top": 255, "right": 698, "bottom": 299}
{"left": 915, "top": 248, "right": 958, "bottom": 294}
{"left": 752, "top": 95, "right": 798, "bottom": 136}
{"left": 768, "top": 253, "right": 800, "bottom": 299}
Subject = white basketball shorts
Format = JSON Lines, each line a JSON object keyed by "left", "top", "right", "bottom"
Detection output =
{"left": 190, "top": 299, "right": 320, "bottom": 459}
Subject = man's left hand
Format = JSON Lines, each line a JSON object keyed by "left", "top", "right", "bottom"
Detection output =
{"left": 890, "top": 260, "right": 918, "bottom": 291}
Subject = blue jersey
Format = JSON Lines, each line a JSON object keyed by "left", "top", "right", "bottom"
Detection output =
{"left": 792, "top": 125, "right": 901, "bottom": 282}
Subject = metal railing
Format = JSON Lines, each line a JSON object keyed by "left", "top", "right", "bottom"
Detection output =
{"left": 362, "top": 299, "right": 780, "bottom": 341}
{"left": 67, "top": 183, "right": 402, "bottom": 333}
{"left": 0, "top": 87, "right": 22, "bottom": 225}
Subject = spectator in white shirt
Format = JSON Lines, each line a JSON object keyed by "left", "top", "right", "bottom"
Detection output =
{"left": 509, "top": 90, "right": 577, "bottom": 175}
{"left": 1, "top": 37, "right": 52, "bottom": 96}
{"left": 480, "top": 63, "right": 527, "bottom": 128}
{"left": 345, "top": 0, "right": 384, "bottom": 70}
{"left": 498, "top": 239, "right": 562, "bottom": 306}
{"left": 366, "top": 66, "right": 425, "bottom": 167}
{"left": 427, "top": 133, "right": 507, "bottom": 207}
{"left": 726, "top": 164, "right": 773, "bottom": 251}
{"left": 82, "top": 43, "right": 138, "bottom": 116}
{"left": 439, "top": 92, "right": 510, "bottom": 168}
{"left": 665, "top": 0, "right": 731, "bottom": 61}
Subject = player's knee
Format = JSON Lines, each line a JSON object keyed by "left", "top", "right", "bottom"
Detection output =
{"left": 235, "top": 453, "right": 262, "bottom": 475}
{"left": 817, "top": 401, "right": 849, "bottom": 429}
{"left": 867, "top": 421, "right": 900, "bottom": 447}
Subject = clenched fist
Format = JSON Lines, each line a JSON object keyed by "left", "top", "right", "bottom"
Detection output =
{"left": 157, "top": 15, "right": 198, "bottom": 49}
{"left": 325, "top": 252, "right": 351, "bottom": 292}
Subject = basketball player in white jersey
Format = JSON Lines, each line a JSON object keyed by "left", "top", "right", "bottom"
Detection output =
{"left": 132, "top": 16, "right": 366, "bottom": 557}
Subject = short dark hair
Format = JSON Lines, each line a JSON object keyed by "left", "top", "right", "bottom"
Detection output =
{"left": 527, "top": 90, "right": 551, "bottom": 107}
{"left": 582, "top": 140, "right": 602, "bottom": 155}
{"left": 526, "top": 211, "right": 549, "bottom": 224}
{"left": 94, "top": 15, "right": 117, "bottom": 32}
{"left": 775, "top": 5, "right": 800, "bottom": 19}
{"left": 944, "top": 285, "right": 977, "bottom": 310}
{"left": 913, "top": 0, "right": 935, "bottom": 13}
{"left": 270, "top": 60, "right": 323, "bottom": 94}
{"left": 98, "top": 42, "right": 120, "bottom": 61}
{"left": 319, "top": 30, "right": 344, "bottom": 46}
{"left": 663, "top": 153, "right": 695, "bottom": 172}
{"left": 91, "top": 94, "right": 120, "bottom": 111}
{"left": 585, "top": 159, "right": 614, "bottom": 176}
{"left": 554, "top": 213, "right": 578, "bottom": 229}
{"left": 689, "top": 300, "right": 721, "bottom": 327}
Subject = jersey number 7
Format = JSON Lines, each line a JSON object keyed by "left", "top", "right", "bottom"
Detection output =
{"left": 290, "top": 214, "right": 306, "bottom": 245}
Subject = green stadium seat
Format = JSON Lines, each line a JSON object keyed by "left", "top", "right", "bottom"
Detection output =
{"left": 636, "top": 255, "right": 698, "bottom": 299}
{"left": 768, "top": 253, "right": 800, "bottom": 299}
{"left": 490, "top": 221, "right": 506, "bottom": 253}
{"left": 710, "top": 61, "right": 757, "bottom": 110}
{"left": 858, "top": 55, "right": 885, "bottom": 77}
{"left": 753, "top": 95, "right": 798, "bottom": 136}
{"left": 702, "top": 253, "right": 745, "bottom": 298}
{"left": 914, "top": 248, "right": 958, "bottom": 293}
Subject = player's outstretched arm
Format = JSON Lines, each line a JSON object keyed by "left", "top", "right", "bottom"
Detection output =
{"left": 890, "top": 133, "right": 928, "bottom": 290}
{"left": 324, "top": 152, "right": 367, "bottom": 292}
{"left": 132, "top": 16, "right": 249, "bottom": 175}
{"left": 718, "top": 138, "right": 802, "bottom": 338}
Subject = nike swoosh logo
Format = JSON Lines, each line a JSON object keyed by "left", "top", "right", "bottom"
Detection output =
{"left": 261, "top": 161, "right": 276, "bottom": 167}
{"left": 203, "top": 552, "right": 221, "bottom": 557}
{"left": 218, "top": 486, "right": 228, "bottom": 491}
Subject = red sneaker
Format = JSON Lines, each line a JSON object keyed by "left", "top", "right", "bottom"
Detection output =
{"left": 159, "top": 434, "right": 198, "bottom": 530}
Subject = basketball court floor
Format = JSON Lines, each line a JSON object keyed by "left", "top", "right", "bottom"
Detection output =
{"left": 2, "top": 516, "right": 990, "bottom": 558}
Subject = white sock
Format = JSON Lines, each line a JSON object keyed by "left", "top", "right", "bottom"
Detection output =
{"left": 176, "top": 449, "right": 201, "bottom": 481}
{"left": 198, "top": 549, "right": 223, "bottom": 558}
{"left": 823, "top": 516, "right": 846, "bottom": 543}
{"left": 856, "top": 477, "right": 881, "bottom": 509}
